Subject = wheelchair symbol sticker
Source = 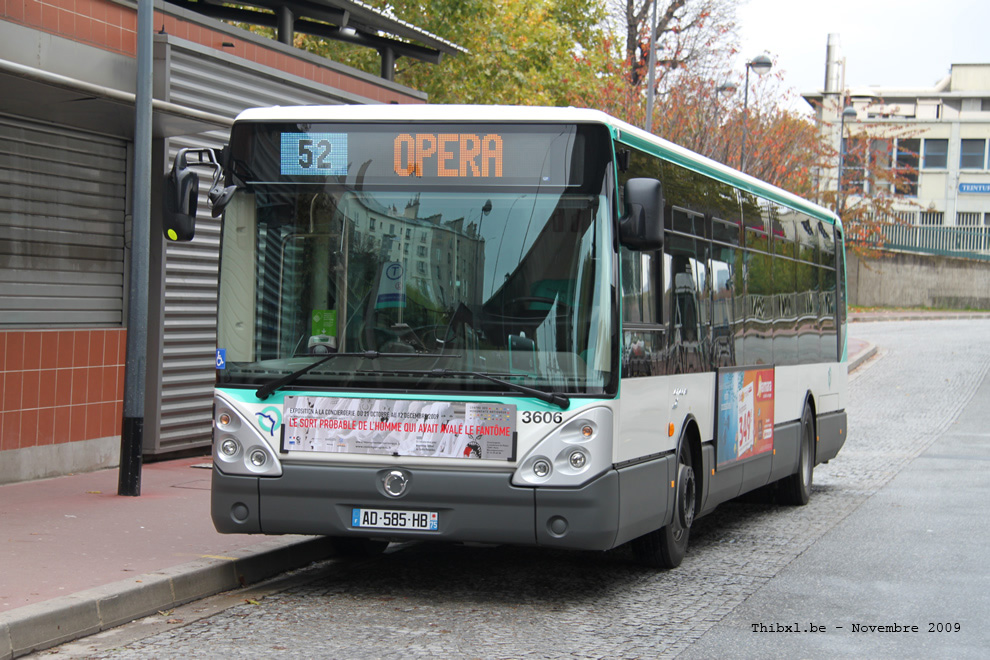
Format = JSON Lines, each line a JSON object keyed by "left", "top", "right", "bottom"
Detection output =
{"left": 216, "top": 349, "right": 226, "bottom": 370}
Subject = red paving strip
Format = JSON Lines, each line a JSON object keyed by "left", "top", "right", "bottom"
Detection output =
{"left": 0, "top": 457, "right": 298, "bottom": 614}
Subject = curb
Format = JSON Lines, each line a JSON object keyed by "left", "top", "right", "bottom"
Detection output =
{"left": 850, "top": 313, "right": 990, "bottom": 323}
{"left": 0, "top": 536, "right": 334, "bottom": 660}
{"left": 848, "top": 342, "right": 878, "bottom": 372}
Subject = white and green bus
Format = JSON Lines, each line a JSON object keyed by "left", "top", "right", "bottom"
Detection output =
{"left": 165, "top": 105, "right": 847, "bottom": 568}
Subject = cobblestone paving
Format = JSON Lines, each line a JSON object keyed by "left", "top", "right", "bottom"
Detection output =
{"left": 82, "top": 320, "right": 990, "bottom": 660}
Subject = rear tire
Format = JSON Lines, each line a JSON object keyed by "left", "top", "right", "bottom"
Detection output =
{"left": 779, "top": 405, "right": 814, "bottom": 506}
{"left": 632, "top": 441, "right": 696, "bottom": 569}
{"left": 330, "top": 536, "right": 389, "bottom": 557}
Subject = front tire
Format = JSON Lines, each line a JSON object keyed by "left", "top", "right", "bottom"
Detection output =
{"left": 779, "top": 404, "right": 814, "bottom": 505}
{"left": 632, "top": 441, "right": 696, "bottom": 569}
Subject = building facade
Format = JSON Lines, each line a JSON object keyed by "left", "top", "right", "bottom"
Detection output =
{"left": 0, "top": 0, "right": 459, "bottom": 483}
{"left": 804, "top": 35, "right": 990, "bottom": 253}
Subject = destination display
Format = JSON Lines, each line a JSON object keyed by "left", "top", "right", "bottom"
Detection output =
{"left": 281, "top": 396, "right": 517, "bottom": 460}
{"left": 271, "top": 123, "right": 579, "bottom": 186}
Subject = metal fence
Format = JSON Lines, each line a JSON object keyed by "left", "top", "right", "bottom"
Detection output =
{"left": 878, "top": 222, "right": 990, "bottom": 261}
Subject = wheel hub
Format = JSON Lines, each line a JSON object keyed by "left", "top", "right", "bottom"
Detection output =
{"left": 677, "top": 463, "right": 696, "bottom": 529}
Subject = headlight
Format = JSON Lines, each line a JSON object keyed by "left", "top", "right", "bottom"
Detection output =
{"left": 512, "top": 407, "right": 612, "bottom": 487}
{"left": 568, "top": 450, "right": 587, "bottom": 469}
{"left": 213, "top": 394, "right": 283, "bottom": 477}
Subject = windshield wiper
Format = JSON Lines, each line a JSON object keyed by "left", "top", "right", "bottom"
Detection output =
{"left": 254, "top": 351, "right": 459, "bottom": 400}
{"left": 391, "top": 368, "right": 570, "bottom": 409}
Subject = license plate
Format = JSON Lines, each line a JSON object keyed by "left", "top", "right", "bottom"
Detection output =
{"left": 351, "top": 508, "right": 439, "bottom": 531}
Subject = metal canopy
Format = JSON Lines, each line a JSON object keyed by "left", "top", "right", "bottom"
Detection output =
{"left": 166, "top": 0, "right": 465, "bottom": 81}
{"left": 0, "top": 58, "right": 231, "bottom": 139}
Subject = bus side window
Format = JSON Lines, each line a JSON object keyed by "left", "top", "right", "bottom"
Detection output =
{"left": 740, "top": 192, "right": 772, "bottom": 366}
{"left": 666, "top": 229, "right": 706, "bottom": 374}
{"left": 768, "top": 202, "right": 798, "bottom": 366}
{"left": 819, "top": 221, "right": 838, "bottom": 362}
{"left": 620, "top": 246, "right": 664, "bottom": 377}
{"left": 795, "top": 214, "right": 821, "bottom": 363}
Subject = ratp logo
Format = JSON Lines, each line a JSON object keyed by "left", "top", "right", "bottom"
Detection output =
{"left": 256, "top": 406, "right": 282, "bottom": 437}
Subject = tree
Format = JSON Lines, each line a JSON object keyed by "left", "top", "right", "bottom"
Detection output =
{"left": 292, "top": 0, "right": 609, "bottom": 106}
{"left": 607, "top": 0, "right": 739, "bottom": 90}
{"left": 228, "top": 0, "right": 914, "bottom": 259}
{"left": 814, "top": 113, "right": 921, "bottom": 258}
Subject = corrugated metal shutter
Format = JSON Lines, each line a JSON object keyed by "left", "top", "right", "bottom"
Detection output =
{"left": 155, "top": 42, "right": 360, "bottom": 453}
{"left": 0, "top": 114, "right": 127, "bottom": 327}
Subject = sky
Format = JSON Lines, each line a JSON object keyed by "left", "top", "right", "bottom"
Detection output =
{"left": 736, "top": 0, "right": 990, "bottom": 111}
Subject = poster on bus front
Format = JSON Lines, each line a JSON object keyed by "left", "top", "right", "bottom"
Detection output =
{"left": 281, "top": 396, "right": 516, "bottom": 461}
{"left": 716, "top": 367, "right": 774, "bottom": 467}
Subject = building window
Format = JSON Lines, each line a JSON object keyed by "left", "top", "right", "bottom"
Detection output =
{"left": 957, "top": 212, "right": 981, "bottom": 226}
{"left": 417, "top": 245, "right": 427, "bottom": 257}
{"left": 922, "top": 139, "right": 948, "bottom": 169}
{"left": 841, "top": 137, "right": 866, "bottom": 195}
{"left": 369, "top": 219, "right": 376, "bottom": 232}
{"left": 894, "top": 138, "right": 919, "bottom": 196}
{"left": 869, "top": 139, "right": 893, "bottom": 194}
{"left": 919, "top": 212, "right": 944, "bottom": 226}
{"left": 960, "top": 139, "right": 986, "bottom": 169}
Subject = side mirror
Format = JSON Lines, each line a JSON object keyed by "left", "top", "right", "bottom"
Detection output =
{"left": 163, "top": 148, "right": 237, "bottom": 241}
{"left": 163, "top": 151, "right": 199, "bottom": 241}
{"left": 618, "top": 178, "right": 664, "bottom": 251}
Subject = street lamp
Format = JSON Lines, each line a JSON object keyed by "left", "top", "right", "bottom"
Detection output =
{"left": 713, "top": 81, "right": 736, "bottom": 125}
{"left": 644, "top": 0, "right": 660, "bottom": 130}
{"left": 713, "top": 82, "right": 736, "bottom": 162}
{"left": 740, "top": 54, "right": 773, "bottom": 171}
{"left": 837, "top": 105, "right": 858, "bottom": 215}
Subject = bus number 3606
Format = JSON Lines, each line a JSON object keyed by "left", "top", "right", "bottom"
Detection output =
{"left": 521, "top": 411, "right": 564, "bottom": 424}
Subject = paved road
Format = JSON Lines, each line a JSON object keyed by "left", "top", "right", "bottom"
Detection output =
{"left": 43, "top": 320, "right": 990, "bottom": 659}
{"left": 680, "top": 320, "right": 990, "bottom": 658}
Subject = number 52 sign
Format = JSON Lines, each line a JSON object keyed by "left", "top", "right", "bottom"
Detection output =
{"left": 280, "top": 133, "right": 348, "bottom": 176}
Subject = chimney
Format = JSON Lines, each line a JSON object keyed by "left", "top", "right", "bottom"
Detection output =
{"left": 824, "top": 33, "right": 841, "bottom": 94}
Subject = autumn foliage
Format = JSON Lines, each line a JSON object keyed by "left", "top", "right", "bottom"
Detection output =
{"left": 232, "top": 0, "right": 913, "bottom": 239}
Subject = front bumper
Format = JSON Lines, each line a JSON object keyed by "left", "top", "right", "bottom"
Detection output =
{"left": 212, "top": 462, "right": 624, "bottom": 551}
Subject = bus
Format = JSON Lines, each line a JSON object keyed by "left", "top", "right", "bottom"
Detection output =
{"left": 164, "top": 105, "right": 847, "bottom": 568}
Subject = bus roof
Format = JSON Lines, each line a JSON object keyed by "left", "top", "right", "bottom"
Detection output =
{"left": 234, "top": 105, "right": 841, "bottom": 229}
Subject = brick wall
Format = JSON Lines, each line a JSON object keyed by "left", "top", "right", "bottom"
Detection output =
{"left": 0, "top": 329, "right": 125, "bottom": 451}
{"left": 1, "top": 0, "right": 423, "bottom": 103}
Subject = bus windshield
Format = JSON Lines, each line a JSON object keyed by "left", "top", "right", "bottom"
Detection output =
{"left": 216, "top": 122, "right": 616, "bottom": 397}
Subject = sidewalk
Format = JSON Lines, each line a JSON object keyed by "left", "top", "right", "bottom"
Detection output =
{"left": 0, "top": 458, "right": 334, "bottom": 659}
{"left": 1, "top": 335, "right": 882, "bottom": 660}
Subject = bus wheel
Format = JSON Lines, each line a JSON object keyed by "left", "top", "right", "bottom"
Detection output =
{"left": 632, "top": 442, "right": 695, "bottom": 569}
{"left": 330, "top": 536, "right": 389, "bottom": 557}
{"left": 779, "top": 405, "right": 814, "bottom": 506}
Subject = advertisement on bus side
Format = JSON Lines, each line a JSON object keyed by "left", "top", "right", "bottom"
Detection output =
{"left": 716, "top": 367, "right": 775, "bottom": 467}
